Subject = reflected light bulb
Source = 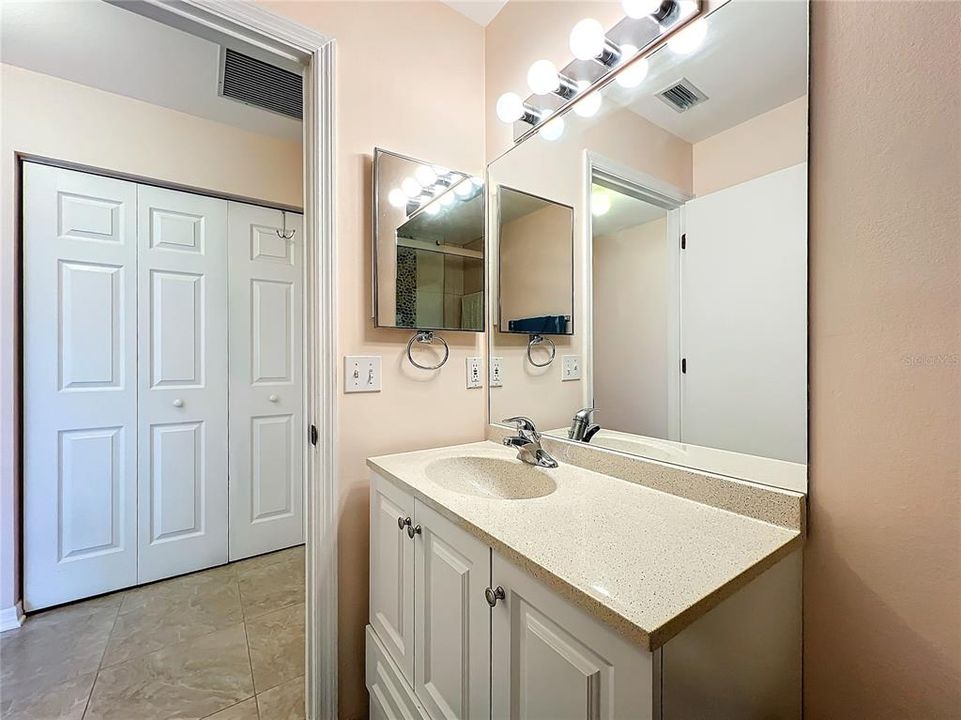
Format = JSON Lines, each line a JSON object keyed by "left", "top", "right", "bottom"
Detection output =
{"left": 621, "top": 0, "right": 662, "bottom": 18}
{"left": 569, "top": 18, "right": 606, "bottom": 60}
{"left": 424, "top": 202, "right": 440, "bottom": 216}
{"left": 538, "top": 116, "right": 565, "bottom": 142}
{"left": 453, "top": 179, "right": 473, "bottom": 198}
{"left": 592, "top": 190, "right": 611, "bottom": 216}
{"left": 415, "top": 165, "right": 437, "bottom": 187}
{"left": 388, "top": 188, "right": 407, "bottom": 208}
{"left": 616, "top": 46, "right": 648, "bottom": 88}
{"left": 496, "top": 92, "right": 525, "bottom": 123}
{"left": 432, "top": 165, "right": 450, "bottom": 178}
{"left": 470, "top": 176, "right": 483, "bottom": 187}
{"left": 527, "top": 59, "right": 560, "bottom": 95}
{"left": 573, "top": 81, "right": 602, "bottom": 118}
{"left": 440, "top": 191, "right": 456, "bottom": 207}
{"left": 668, "top": 18, "right": 707, "bottom": 55}
{"left": 401, "top": 177, "right": 421, "bottom": 198}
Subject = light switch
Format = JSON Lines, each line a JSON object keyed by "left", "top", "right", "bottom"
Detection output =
{"left": 466, "top": 357, "right": 483, "bottom": 389}
{"left": 561, "top": 355, "right": 580, "bottom": 381}
{"left": 344, "top": 356, "right": 381, "bottom": 393}
{"left": 490, "top": 357, "right": 504, "bottom": 387}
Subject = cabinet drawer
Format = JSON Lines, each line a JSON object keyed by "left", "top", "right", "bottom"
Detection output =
{"left": 367, "top": 625, "right": 429, "bottom": 720}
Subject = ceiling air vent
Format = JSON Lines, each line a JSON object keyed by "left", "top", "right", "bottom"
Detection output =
{"left": 657, "top": 78, "right": 708, "bottom": 113}
{"left": 220, "top": 48, "right": 303, "bottom": 120}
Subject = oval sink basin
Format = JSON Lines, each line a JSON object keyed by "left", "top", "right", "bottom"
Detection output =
{"left": 424, "top": 456, "right": 557, "bottom": 500}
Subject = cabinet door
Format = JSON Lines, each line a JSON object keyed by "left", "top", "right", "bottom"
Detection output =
{"left": 22, "top": 163, "right": 139, "bottom": 610}
{"left": 491, "top": 552, "right": 655, "bottom": 720}
{"left": 370, "top": 473, "right": 416, "bottom": 683}
{"left": 227, "top": 202, "right": 304, "bottom": 560}
{"left": 413, "top": 501, "right": 490, "bottom": 720}
{"left": 137, "top": 185, "right": 229, "bottom": 583}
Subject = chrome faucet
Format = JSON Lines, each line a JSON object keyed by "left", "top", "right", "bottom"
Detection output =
{"left": 502, "top": 416, "right": 558, "bottom": 468}
{"left": 568, "top": 407, "right": 601, "bottom": 443}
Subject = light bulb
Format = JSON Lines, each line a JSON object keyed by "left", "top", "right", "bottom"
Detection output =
{"left": 591, "top": 190, "right": 611, "bottom": 216}
{"left": 621, "top": 0, "right": 662, "bottom": 18}
{"left": 538, "top": 116, "right": 565, "bottom": 142}
{"left": 401, "top": 177, "right": 421, "bottom": 198}
{"left": 496, "top": 92, "right": 525, "bottom": 123}
{"left": 440, "top": 191, "right": 456, "bottom": 207}
{"left": 388, "top": 188, "right": 407, "bottom": 208}
{"left": 668, "top": 18, "right": 707, "bottom": 55}
{"left": 454, "top": 179, "right": 473, "bottom": 198}
{"left": 615, "top": 45, "right": 648, "bottom": 88}
{"left": 470, "top": 176, "right": 483, "bottom": 187}
{"left": 424, "top": 202, "right": 440, "bottom": 216}
{"left": 527, "top": 59, "right": 560, "bottom": 95}
{"left": 432, "top": 165, "right": 450, "bottom": 178}
{"left": 415, "top": 165, "right": 437, "bottom": 187}
{"left": 569, "top": 18, "right": 606, "bottom": 61}
{"left": 573, "top": 81, "right": 602, "bottom": 118}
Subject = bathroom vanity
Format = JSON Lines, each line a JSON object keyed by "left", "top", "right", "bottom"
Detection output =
{"left": 365, "top": 439, "right": 803, "bottom": 720}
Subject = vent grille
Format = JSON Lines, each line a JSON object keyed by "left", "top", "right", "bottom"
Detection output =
{"left": 657, "top": 78, "right": 708, "bottom": 113}
{"left": 220, "top": 48, "right": 303, "bottom": 119}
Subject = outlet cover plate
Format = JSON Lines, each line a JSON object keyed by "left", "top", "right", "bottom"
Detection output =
{"left": 489, "top": 357, "right": 503, "bottom": 387}
{"left": 345, "top": 355, "right": 381, "bottom": 393}
{"left": 466, "top": 357, "right": 483, "bottom": 389}
{"left": 561, "top": 355, "right": 581, "bottom": 381}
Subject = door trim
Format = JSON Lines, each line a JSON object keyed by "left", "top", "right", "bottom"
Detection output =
{"left": 11, "top": 2, "right": 337, "bottom": 717}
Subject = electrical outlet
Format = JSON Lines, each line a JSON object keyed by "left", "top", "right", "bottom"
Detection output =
{"left": 344, "top": 356, "right": 381, "bottom": 393}
{"left": 466, "top": 357, "right": 483, "bottom": 389}
{"left": 489, "top": 357, "right": 504, "bottom": 387}
{"left": 562, "top": 355, "right": 581, "bottom": 381}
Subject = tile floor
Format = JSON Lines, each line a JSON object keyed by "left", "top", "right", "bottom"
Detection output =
{"left": 0, "top": 546, "right": 306, "bottom": 720}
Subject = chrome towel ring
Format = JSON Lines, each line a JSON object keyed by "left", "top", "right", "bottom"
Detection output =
{"left": 406, "top": 330, "right": 450, "bottom": 370}
{"left": 527, "top": 334, "right": 555, "bottom": 367}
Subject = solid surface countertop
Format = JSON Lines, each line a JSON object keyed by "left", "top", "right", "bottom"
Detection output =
{"left": 368, "top": 440, "right": 802, "bottom": 650}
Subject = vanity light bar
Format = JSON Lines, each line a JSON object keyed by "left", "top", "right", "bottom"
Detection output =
{"left": 497, "top": 0, "right": 703, "bottom": 144}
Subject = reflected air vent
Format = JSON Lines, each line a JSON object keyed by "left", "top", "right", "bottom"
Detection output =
{"left": 219, "top": 48, "right": 303, "bottom": 120}
{"left": 657, "top": 78, "right": 708, "bottom": 113}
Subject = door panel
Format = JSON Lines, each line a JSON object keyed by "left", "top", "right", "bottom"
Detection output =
{"left": 227, "top": 202, "right": 304, "bottom": 560}
{"left": 491, "top": 552, "right": 654, "bottom": 720}
{"left": 138, "top": 185, "right": 228, "bottom": 583}
{"left": 23, "top": 163, "right": 138, "bottom": 610}
{"left": 414, "top": 501, "right": 490, "bottom": 720}
{"left": 370, "top": 474, "right": 416, "bottom": 684}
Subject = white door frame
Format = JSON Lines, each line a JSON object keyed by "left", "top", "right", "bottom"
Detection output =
{"left": 126, "top": 2, "right": 338, "bottom": 717}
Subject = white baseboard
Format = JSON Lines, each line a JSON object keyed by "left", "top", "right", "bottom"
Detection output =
{"left": 0, "top": 602, "right": 24, "bottom": 631}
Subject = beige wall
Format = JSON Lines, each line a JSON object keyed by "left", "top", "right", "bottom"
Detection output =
{"left": 263, "top": 4, "right": 487, "bottom": 717}
{"left": 693, "top": 95, "right": 808, "bottom": 196}
{"left": 806, "top": 2, "right": 961, "bottom": 716}
{"left": 0, "top": 63, "right": 303, "bottom": 611}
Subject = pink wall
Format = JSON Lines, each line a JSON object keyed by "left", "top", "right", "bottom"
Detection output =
{"left": 805, "top": 2, "right": 961, "bottom": 715}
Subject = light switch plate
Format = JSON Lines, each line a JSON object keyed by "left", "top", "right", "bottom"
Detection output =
{"left": 344, "top": 356, "right": 381, "bottom": 393}
{"left": 466, "top": 357, "right": 483, "bottom": 389}
{"left": 561, "top": 355, "right": 581, "bottom": 381}
{"left": 489, "top": 357, "right": 504, "bottom": 387}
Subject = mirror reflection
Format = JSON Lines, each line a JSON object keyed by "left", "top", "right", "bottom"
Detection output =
{"left": 487, "top": 0, "right": 809, "bottom": 491}
{"left": 374, "top": 148, "right": 485, "bottom": 331}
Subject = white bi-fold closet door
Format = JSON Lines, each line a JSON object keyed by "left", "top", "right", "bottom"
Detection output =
{"left": 22, "top": 163, "right": 304, "bottom": 610}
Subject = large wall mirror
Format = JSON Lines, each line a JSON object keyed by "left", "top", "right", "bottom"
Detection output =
{"left": 374, "top": 148, "right": 484, "bottom": 331}
{"left": 487, "top": 0, "right": 809, "bottom": 492}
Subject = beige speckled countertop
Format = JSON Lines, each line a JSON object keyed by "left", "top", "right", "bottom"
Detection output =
{"left": 368, "top": 440, "right": 803, "bottom": 651}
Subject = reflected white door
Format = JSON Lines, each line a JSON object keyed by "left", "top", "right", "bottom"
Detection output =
{"left": 23, "top": 163, "right": 140, "bottom": 610}
{"left": 227, "top": 202, "right": 304, "bottom": 560}
{"left": 137, "top": 185, "right": 228, "bottom": 582}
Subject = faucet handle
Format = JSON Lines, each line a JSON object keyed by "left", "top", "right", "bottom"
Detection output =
{"left": 502, "top": 416, "right": 539, "bottom": 439}
{"left": 573, "top": 407, "right": 597, "bottom": 422}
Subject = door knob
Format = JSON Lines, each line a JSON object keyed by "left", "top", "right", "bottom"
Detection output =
{"left": 268, "top": 394, "right": 279, "bottom": 402}
{"left": 407, "top": 524, "right": 421, "bottom": 539}
{"left": 485, "top": 586, "right": 506, "bottom": 608}
{"left": 397, "top": 516, "right": 411, "bottom": 530}
{"left": 172, "top": 399, "right": 184, "bottom": 408}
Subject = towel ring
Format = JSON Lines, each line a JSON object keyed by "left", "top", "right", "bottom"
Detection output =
{"left": 527, "top": 334, "right": 555, "bottom": 368}
{"left": 406, "top": 330, "right": 449, "bottom": 370}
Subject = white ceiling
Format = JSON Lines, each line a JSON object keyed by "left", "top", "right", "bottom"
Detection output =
{"left": 610, "top": 0, "right": 808, "bottom": 143}
{"left": 441, "top": 0, "right": 508, "bottom": 26}
{"left": 0, "top": 0, "right": 302, "bottom": 141}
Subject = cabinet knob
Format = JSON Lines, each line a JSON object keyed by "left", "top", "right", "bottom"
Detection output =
{"left": 172, "top": 399, "right": 184, "bottom": 408}
{"left": 407, "top": 524, "right": 422, "bottom": 539}
{"left": 268, "top": 394, "right": 279, "bottom": 403}
{"left": 485, "top": 586, "right": 506, "bottom": 608}
{"left": 397, "top": 516, "right": 411, "bottom": 530}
